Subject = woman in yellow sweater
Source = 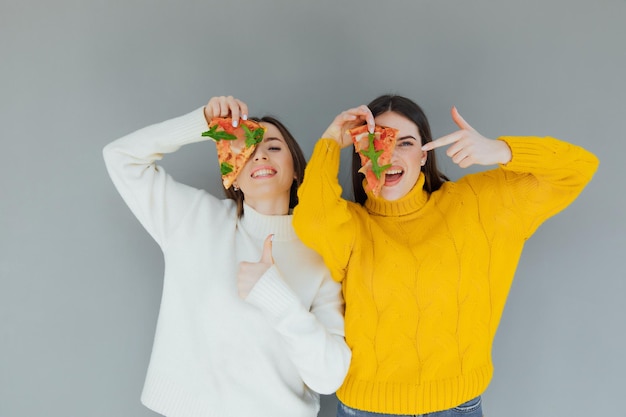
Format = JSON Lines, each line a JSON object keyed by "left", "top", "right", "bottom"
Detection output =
{"left": 292, "top": 94, "right": 599, "bottom": 417}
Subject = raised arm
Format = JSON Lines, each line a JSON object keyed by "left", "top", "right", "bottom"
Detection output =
{"left": 424, "top": 107, "right": 599, "bottom": 236}
{"left": 102, "top": 96, "right": 248, "bottom": 247}
{"left": 495, "top": 134, "right": 598, "bottom": 235}
{"left": 293, "top": 106, "right": 374, "bottom": 282}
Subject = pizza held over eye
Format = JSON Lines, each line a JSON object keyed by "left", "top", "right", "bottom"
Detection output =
{"left": 202, "top": 118, "right": 266, "bottom": 189}
{"left": 348, "top": 124, "right": 399, "bottom": 197}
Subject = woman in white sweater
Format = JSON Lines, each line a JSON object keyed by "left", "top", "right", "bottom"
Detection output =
{"left": 103, "top": 96, "right": 351, "bottom": 417}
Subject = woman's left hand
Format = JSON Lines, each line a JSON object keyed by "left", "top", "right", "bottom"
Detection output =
{"left": 237, "top": 234, "right": 274, "bottom": 299}
{"left": 422, "top": 107, "right": 512, "bottom": 168}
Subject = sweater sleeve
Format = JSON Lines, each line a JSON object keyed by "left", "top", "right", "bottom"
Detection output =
{"left": 473, "top": 136, "right": 599, "bottom": 237}
{"left": 292, "top": 139, "right": 357, "bottom": 282}
{"left": 102, "top": 107, "right": 214, "bottom": 248}
{"left": 245, "top": 265, "right": 351, "bottom": 395}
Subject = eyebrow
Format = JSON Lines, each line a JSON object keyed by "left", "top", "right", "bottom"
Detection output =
{"left": 397, "top": 135, "right": 418, "bottom": 141}
{"left": 263, "top": 136, "right": 283, "bottom": 143}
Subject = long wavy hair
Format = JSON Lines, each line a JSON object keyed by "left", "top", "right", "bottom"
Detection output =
{"left": 352, "top": 94, "right": 449, "bottom": 205}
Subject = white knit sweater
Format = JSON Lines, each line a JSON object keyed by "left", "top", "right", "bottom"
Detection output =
{"left": 103, "top": 107, "right": 351, "bottom": 417}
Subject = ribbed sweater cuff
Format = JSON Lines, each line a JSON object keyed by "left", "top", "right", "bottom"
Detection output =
{"left": 158, "top": 107, "right": 210, "bottom": 148}
{"left": 106, "top": 107, "right": 210, "bottom": 158}
{"left": 246, "top": 265, "right": 300, "bottom": 318}
{"left": 498, "top": 136, "right": 553, "bottom": 172}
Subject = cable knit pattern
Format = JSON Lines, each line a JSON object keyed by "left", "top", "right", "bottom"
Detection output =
{"left": 103, "top": 109, "right": 351, "bottom": 417}
{"left": 293, "top": 137, "right": 598, "bottom": 414}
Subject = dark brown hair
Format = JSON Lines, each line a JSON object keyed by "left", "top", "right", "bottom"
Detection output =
{"left": 352, "top": 94, "right": 449, "bottom": 205}
{"left": 223, "top": 116, "right": 306, "bottom": 217}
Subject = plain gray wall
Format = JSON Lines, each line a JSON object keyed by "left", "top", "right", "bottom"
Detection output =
{"left": 1, "top": 0, "right": 624, "bottom": 416}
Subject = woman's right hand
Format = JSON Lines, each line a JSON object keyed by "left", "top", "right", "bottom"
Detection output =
{"left": 204, "top": 96, "right": 249, "bottom": 128}
{"left": 322, "top": 105, "right": 376, "bottom": 149}
{"left": 421, "top": 106, "right": 512, "bottom": 168}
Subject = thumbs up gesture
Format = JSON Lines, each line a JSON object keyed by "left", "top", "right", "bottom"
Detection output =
{"left": 237, "top": 234, "right": 274, "bottom": 299}
{"left": 422, "top": 107, "right": 512, "bottom": 168}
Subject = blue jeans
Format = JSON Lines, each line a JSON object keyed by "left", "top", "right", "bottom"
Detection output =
{"left": 337, "top": 397, "right": 482, "bottom": 417}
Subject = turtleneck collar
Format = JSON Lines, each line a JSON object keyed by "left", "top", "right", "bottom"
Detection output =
{"left": 364, "top": 173, "right": 430, "bottom": 217}
{"left": 239, "top": 203, "right": 297, "bottom": 242}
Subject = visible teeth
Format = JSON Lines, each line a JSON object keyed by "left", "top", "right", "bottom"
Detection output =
{"left": 252, "top": 169, "right": 275, "bottom": 178}
{"left": 386, "top": 169, "right": 403, "bottom": 175}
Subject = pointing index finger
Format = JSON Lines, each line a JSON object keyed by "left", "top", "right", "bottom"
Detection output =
{"left": 422, "top": 131, "right": 463, "bottom": 151}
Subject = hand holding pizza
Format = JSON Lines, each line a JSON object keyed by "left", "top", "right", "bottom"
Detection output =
{"left": 322, "top": 105, "right": 376, "bottom": 149}
{"left": 422, "top": 107, "right": 512, "bottom": 168}
{"left": 204, "top": 95, "right": 249, "bottom": 127}
{"left": 237, "top": 234, "right": 275, "bottom": 299}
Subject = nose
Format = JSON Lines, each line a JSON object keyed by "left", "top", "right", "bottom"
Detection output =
{"left": 253, "top": 148, "right": 268, "bottom": 161}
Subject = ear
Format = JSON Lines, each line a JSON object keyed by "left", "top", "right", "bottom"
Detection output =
{"left": 420, "top": 149, "right": 428, "bottom": 166}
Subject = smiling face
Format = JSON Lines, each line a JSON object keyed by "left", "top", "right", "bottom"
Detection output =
{"left": 374, "top": 111, "right": 427, "bottom": 201}
{"left": 234, "top": 122, "right": 296, "bottom": 214}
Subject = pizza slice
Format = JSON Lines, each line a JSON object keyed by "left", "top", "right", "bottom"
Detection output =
{"left": 202, "top": 117, "right": 266, "bottom": 189}
{"left": 349, "top": 124, "right": 399, "bottom": 197}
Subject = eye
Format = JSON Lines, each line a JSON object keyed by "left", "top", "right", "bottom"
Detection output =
{"left": 268, "top": 145, "right": 282, "bottom": 151}
{"left": 397, "top": 140, "right": 414, "bottom": 147}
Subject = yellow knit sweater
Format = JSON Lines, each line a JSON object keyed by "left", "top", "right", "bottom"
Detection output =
{"left": 293, "top": 136, "right": 598, "bottom": 414}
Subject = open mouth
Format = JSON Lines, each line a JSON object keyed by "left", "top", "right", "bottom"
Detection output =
{"left": 384, "top": 168, "right": 403, "bottom": 185}
{"left": 251, "top": 168, "right": 276, "bottom": 178}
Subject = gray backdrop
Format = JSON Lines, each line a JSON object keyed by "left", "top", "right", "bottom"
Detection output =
{"left": 1, "top": 0, "right": 624, "bottom": 416}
